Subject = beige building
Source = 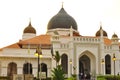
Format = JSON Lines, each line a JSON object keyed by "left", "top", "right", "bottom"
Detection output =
{"left": 0, "top": 6, "right": 120, "bottom": 79}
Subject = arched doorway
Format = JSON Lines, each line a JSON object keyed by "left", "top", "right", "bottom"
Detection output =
{"left": 23, "top": 62, "right": 32, "bottom": 74}
{"left": 41, "top": 63, "right": 47, "bottom": 77}
{"left": 79, "top": 55, "right": 91, "bottom": 79}
{"left": 7, "top": 62, "right": 17, "bottom": 76}
{"left": 61, "top": 54, "right": 68, "bottom": 74}
{"left": 105, "top": 54, "right": 111, "bottom": 74}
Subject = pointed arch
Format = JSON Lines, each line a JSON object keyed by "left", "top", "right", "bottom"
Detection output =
{"left": 79, "top": 50, "right": 96, "bottom": 79}
{"left": 105, "top": 54, "right": 111, "bottom": 74}
{"left": 61, "top": 54, "right": 68, "bottom": 74}
{"left": 23, "top": 62, "right": 32, "bottom": 74}
{"left": 7, "top": 62, "right": 17, "bottom": 76}
{"left": 79, "top": 55, "right": 90, "bottom": 78}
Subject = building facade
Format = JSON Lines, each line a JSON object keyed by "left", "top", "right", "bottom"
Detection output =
{"left": 0, "top": 6, "right": 120, "bottom": 79}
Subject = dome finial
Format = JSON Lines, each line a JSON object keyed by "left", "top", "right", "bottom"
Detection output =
{"left": 29, "top": 17, "right": 31, "bottom": 26}
{"left": 23, "top": 18, "right": 36, "bottom": 34}
{"left": 29, "top": 17, "right": 31, "bottom": 21}
{"left": 100, "top": 21, "right": 102, "bottom": 29}
{"left": 62, "top": 2, "right": 64, "bottom": 8}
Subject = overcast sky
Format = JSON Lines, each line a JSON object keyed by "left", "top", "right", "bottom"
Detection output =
{"left": 0, "top": 0, "right": 120, "bottom": 48}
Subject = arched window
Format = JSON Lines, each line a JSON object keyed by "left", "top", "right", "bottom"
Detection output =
{"left": 61, "top": 54, "right": 68, "bottom": 74}
{"left": 23, "top": 62, "right": 32, "bottom": 74}
{"left": 7, "top": 62, "right": 17, "bottom": 76}
{"left": 105, "top": 54, "right": 111, "bottom": 74}
{"left": 41, "top": 63, "right": 47, "bottom": 77}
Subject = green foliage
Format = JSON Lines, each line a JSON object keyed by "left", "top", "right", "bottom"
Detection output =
{"left": 54, "top": 51, "right": 61, "bottom": 65}
{"left": 52, "top": 65, "right": 65, "bottom": 80}
{"left": 97, "top": 77, "right": 106, "bottom": 80}
{"left": 72, "top": 74, "right": 77, "bottom": 80}
{"left": 97, "top": 75, "right": 120, "bottom": 80}
{"left": 66, "top": 77, "right": 74, "bottom": 80}
{"left": 52, "top": 51, "right": 65, "bottom": 80}
{"left": 0, "top": 76, "right": 10, "bottom": 80}
{"left": 34, "top": 77, "right": 52, "bottom": 80}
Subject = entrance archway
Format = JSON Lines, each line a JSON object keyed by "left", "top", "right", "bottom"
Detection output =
{"left": 79, "top": 55, "right": 90, "bottom": 79}
{"left": 79, "top": 51, "right": 96, "bottom": 79}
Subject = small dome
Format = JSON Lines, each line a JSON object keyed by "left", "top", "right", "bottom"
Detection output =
{"left": 95, "top": 27, "right": 108, "bottom": 37}
{"left": 23, "top": 22, "right": 36, "bottom": 34}
{"left": 47, "top": 7, "right": 77, "bottom": 30}
{"left": 112, "top": 33, "right": 118, "bottom": 38}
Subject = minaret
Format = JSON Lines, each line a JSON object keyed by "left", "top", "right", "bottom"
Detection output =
{"left": 99, "top": 22, "right": 105, "bottom": 74}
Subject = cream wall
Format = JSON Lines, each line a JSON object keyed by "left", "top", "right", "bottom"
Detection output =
{"left": 0, "top": 34, "right": 120, "bottom": 78}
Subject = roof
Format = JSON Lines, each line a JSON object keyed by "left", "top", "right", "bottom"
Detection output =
{"left": 0, "top": 35, "right": 51, "bottom": 50}
{"left": 23, "top": 21, "right": 36, "bottom": 34}
{"left": 47, "top": 7, "right": 77, "bottom": 30}
{"left": 104, "top": 38, "right": 112, "bottom": 45}
{"left": 0, "top": 43, "right": 21, "bottom": 51}
{"left": 19, "top": 34, "right": 51, "bottom": 45}
{"left": 112, "top": 33, "right": 118, "bottom": 38}
{"left": 96, "top": 27, "right": 108, "bottom": 37}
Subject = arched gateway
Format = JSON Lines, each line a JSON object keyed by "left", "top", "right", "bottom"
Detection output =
{"left": 79, "top": 51, "right": 96, "bottom": 79}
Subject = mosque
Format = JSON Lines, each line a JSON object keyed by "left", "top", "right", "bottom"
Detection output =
{"left": 0, "top": 5, "right": 120, "bottom": 79}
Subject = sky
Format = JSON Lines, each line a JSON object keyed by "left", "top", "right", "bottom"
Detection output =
{"left": 0, "top": 0, "right": 120, "bottom": 48}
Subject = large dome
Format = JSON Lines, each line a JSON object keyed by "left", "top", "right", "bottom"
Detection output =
{"left": 47, "top": 7, "right": 77, "bottom": 30}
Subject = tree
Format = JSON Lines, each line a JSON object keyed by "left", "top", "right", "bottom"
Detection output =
{"left": 52, "top": 65, "right": 65, "bottom": 80}
{"left": 52, "top": 51, "right": 65, "bottom": 80}
{"left": 54, "top": 51, "right": 61, "bottom": 66}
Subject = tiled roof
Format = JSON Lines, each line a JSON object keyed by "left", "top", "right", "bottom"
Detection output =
{"left": 0, "top": 34, "right": 51, "bottom": 50}
{"left": 0, "top": 43, "right": 21, "bottom": 50}
{"left": 6, "top": 43, "right": 21, "bottom": 48}
{"left": 104, "top": 38, "right": 112, "bottom": 45}
{"left": 19, "top": 34, "right": 51, "bottom": 45}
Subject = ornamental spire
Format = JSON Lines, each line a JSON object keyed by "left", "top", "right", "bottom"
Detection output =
{"left": 100, "top": 21, "right": 102, "bottom": 29}
{"left": 29, "top": 18, "right": 31, "bottom": 26}
{"left": 62, "top": 2, "right": 64, "bottom": 8}
{"left": 100, "top": 21, "right": 103, "bottom": 38}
